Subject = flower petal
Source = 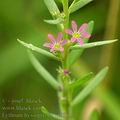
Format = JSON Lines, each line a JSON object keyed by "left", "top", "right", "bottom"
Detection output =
{"left": 79, "top": 23, "right": 88, "bottom": 32}
{"left": 72, "top": 20, "right": 77, "bottom": 31}
{"left": 77, "top": 38, "right": 84, "bottom": 45}
{"left": 71, "top": 37, "right": 77, "bottom": 43}
{"left": 50, "top": 48, "right": 55, "bottom": 52}
{"left": 81, "top": 31, "right": 91, "bottom": 38}
{"left": 61, "top": 40, "right": 67, "bottom": 46}
{"left": 57, "top": 32, "right": 63, "bottom": 42}
{"left": 43, "top": 43, "right": 53, "bottom": 48}
{"left": 48, "top": 34, "right": 55, "bottom": 43}
{"left": 64, "top": 69, "right": 70, "bottom": 75}
{"left": 65, "top": 29, "right": 73, "bottom": 35}
{"left": 59, "top": 47, "right": 64, "bottom": 52}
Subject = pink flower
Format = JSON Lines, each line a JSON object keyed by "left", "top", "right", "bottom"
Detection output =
{"left": 65, "top": 20, "right": 91, "bottom": 45}
{"left": 44, "top": 32, "right": 67, "bottom": 52}
{"left": 64, "top": 69, "right": 70, "bottom": 75}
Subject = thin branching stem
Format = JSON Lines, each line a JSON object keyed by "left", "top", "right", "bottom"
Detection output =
{"left": 58, "top": 1, "right": 73, "bottom": 120}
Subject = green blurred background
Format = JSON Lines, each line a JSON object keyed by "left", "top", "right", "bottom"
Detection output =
{"left": 0, "top": 0, "right": 120, "bottom": 120}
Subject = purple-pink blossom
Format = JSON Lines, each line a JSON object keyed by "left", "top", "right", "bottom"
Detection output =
{"left": 65, "top": 20, "right": 91, "bottom": 45}
{"left": 64, "top": 69, "right": 70, "bottom": 75}
{"left": 44, "top": 32, "right": 67, "bottom": 52}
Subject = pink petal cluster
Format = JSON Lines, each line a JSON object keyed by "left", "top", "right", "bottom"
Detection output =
{"left": 44, "top": 32, "right": 67, "bottom": 52}
{"left": 65, "top": 20, "right": 91, "bottom": 45}
{"left": 64, "top": 69, "right": 70, "bottom": 75}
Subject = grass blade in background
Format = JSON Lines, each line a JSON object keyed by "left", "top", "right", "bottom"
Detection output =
{"left": 70, "top": 39, "right": 118, "bottom": 50}
{"left": 71, "top": 67, "right": 109, "bottom": 107}
{"left": 17, "top": 39, "right": 59, "bottom": 60}
{"left": 95, "top": 88, "right": 120, "bottom": 120}
{"left": 28, "top": 51, "right": 59, "bottom": 90}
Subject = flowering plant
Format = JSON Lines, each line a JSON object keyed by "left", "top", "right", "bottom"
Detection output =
{"left": 65, "top": 21, "right": 91, "bottom": 45}
{"left": 44, "top": 32, "right": 67, "bottom": 53}
{"left": 18, "top": 0, "right": 117, "bottom": 119}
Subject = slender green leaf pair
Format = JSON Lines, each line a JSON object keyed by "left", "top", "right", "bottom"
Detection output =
{"left": 41, "top": 106, "right": 63, "bottom": 120}
{"left": 17, "top": 39, "right": 59, "bottom": 60}
{"left": 68, "top": 20, "right": 94, "bottom": 67}
{"left": 28, "top": 51, "right": 59, "bottom": 90}
{"left": 68, "top": 72, "right": 93, "bottom": 90}
{"left": 71, "top": 67, "right": 109, "bottom": 107}
{"left": 44, "top": 0, "right": 64, "bottom": 29}
{"left": 69, "top": 0, "right": 93, "bottom": 13}
{"left": 44, "top": 0, "right": 60, "bottom": 16}
{"left": 70, "top": 39, "right": 118, "bottom": 50}
{"left": 44, "top": 17, "right": 64, "bottom": 25}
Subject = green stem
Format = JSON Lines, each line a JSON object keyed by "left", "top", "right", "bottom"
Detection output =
{"left": 63, "top": 0, "right": 70, "bottom": 69}
{"left": 58, "top": 75, "right": 72, "bottom": 120}
{"left": 58, "top": 1, "right": 73, "bottom": 120}
{"left": 63, "top": 0, "right": 69, "bottom": 33}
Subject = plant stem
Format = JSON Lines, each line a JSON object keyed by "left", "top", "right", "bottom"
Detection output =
{"left": 63, "top": 0, "right": 70, "bottom": 69}
{"left": 58, "top": 75, "right": 72, "bottom": 120}
{"left": 58, "top": 1, "right": 73, "bottom": 120}
{"left": 63, "top": 0, "right": 69, "bottom": 34}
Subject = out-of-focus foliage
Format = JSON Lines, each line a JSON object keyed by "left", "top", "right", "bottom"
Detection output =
{"left": 0, "top": 0, "right": 120, "bottom": 120}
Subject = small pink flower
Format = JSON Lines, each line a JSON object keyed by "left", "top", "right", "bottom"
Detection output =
{"left": 44, "top": 32, "right": 67, "bottom": 52}
{"left": 65, "top": 20, "right": 91, "bottom": 45}
{"left": 64, "top": 69, "right": 70, "bottom": 75}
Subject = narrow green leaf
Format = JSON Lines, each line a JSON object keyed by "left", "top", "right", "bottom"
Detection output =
{"left": 71, "top": 67, "right": 109, "bottom": 107}
{"left": 69, "top": 0, "right": 78, "bottom": 11}
{"left": 41, "top": 106, "right": 49, "bottom": 114}
{"left": 44, "top": 0, "right": 60, "bottom": 16}
{"left": 70, "top": 39, "right": 118, "bottom": 50}
{"left": 68, "top": 21, "right": 94, "bottom": 67}
{"left": 28, "top": 51, "right": 59, "bottom": 90}
{"left": 44, "top": 17, "right": 64, "bottom": 24}
{"left": 69, "top": 0, "right": 93, "bottom": 13}
{"left": 68, "top": 72, "right": 93, "bottom": 90}
{"left": 41, "top": 106, "right": 63, "bottom": 120}
{"left": 17, "top": 39, "right": 59, "bottom": 60}
{"left": 89, "top": 109, "right": 99, "bottom": 120}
